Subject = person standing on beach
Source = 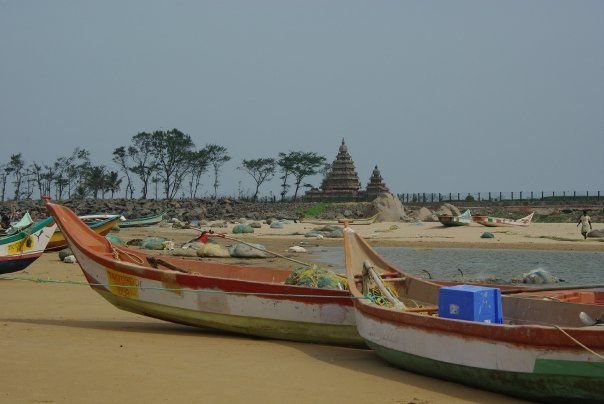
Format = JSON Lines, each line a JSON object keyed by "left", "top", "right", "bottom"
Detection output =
{"left": 577, "top": 210, "right": 592, "bottom": 239}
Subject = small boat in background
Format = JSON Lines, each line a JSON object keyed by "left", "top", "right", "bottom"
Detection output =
{"left": 1, "top": 212, "right": 34, "bottom": 237}
{"left": 343, "top": 228, "right": 604, "bottom": 402}
{"left": 45, "top": 215, "right": 121, "bottom": 251}
{"left": 119, "top": 211, "right": 166, "bottom": 228}
{"left": 478, "top": 212, "right": 534, "bottom": 227}
{"left": 438, "top": 209, "right": 472, "bottom": 226}
{"left": 0, "top": 217, "right": 56, "bottom": 274}
{"left": 301, "top": 214, "right": 378, "bottom": 226}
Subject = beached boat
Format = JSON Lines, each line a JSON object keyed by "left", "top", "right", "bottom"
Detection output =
{"left": 45, "top": 215, "right": 121, "bottom": 251}
{"left": 478, "top": 212, "right": 534, "bottom": 227}
{"left": 119, "top": 211, "right": 166, "bottom": 228}
{"left": 438, "top": 209, "right": 472, "bottom": 226}
{"left": 301, "top": 214, "right": 378, "bottom": 226}
{"left": 0, "top": 217, "right": 56, "bottom": 275}
{"left": 1, "top": 212, "right": 34, "bottom": 237}
{"left": 343, "top": 228, "right": 604, "bottom": 402}
{"left": 43, "top": 199, "right": 364, "bottom": 347}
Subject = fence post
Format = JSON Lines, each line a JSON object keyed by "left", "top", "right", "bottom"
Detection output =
{"left": 520, "top": 191, "right": 522, "bottom": 200}
{"left": 587, "top": 190, "right": 589, "bottom": 197}
{"left": 530, "top": 191, "right": 533, "bottom": 200}
{"left": 478, "top": 192, "right": 481, "bottom": 202}
{"left": 552, "top": 191, "right": 555, "bottom": 197}
{"left": 511, "top": 191, "right": 514, "bottom": 200}
{"left": 448, "top": 193, "right": 452, "bottom": 202}
{"left": 431, "top": 194, "right": 434, "bottom": 203}
{"left": 457, "top": 193, "right": 460, "bottom": 201}
{"left": 541, "top": 191, "right": 544, "bottom": 200}
{"left": 598, "top": 191, "right": 600, "bottom": 199}
{"left": 422, "top": 193, "right": 426, "bottom": 203}
{"left": 488, "top": 192, "right": 491, "bottom": 201}
{"left": 573, "top": 191, "right": 576, "bottom": 198}
{"left": 563, "top": 191, "right": 565, "bottom": 198}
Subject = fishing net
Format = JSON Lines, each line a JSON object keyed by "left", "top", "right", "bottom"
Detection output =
{"left": 284, "top": 265, "right": 349, "bottom": 291}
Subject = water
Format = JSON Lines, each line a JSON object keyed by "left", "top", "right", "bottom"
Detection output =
{"left": 315, "top": 247, "right": 604, "bottom": 286}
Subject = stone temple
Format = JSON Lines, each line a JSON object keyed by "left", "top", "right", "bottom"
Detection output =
{"left": 305, "top": 139, "right": 390, "bottom": 201}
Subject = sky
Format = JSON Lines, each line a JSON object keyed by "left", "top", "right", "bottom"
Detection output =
{"left": 1, "top": 0, "right": 603, "bottom": 198}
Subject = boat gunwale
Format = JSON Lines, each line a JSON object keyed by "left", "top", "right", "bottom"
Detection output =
{"left": 45, "top": 201, "right": 354, "bottom": 305}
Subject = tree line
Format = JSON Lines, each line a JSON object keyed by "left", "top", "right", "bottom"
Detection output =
{"left": 0, "top": 128, "right": 329, "bottom": 202}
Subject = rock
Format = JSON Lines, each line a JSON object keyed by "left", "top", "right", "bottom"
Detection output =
{"left": 481, "top": 232, "right": 495, "bottom": 239}
{"left": 367, "top": 193, "right": 406, "bottom": 222}
{"left": 63, "top": 255, "right": 77, "bottom": 263}
{"left": 172, "top": 221, "right": 191, "bottom": 229}
{"left": 197, "top": 243, "right": 231, "bottom": 258}
{"left": 288, "top": 246, "right": 307, "bottom": 253}
{"left": 229, "top": 243, "right": 270, "bottom": 258}
{"left": 126, "top": 238, "right": 143, "bottom": 247}
{"left": 587, "top": 229, "right": 604, "bottom": 238}
{"left": 232, "top": 224, "right": 254, "bottom": 234}
{"left": 437, "top": 203, "right": 461, "bottom": 216}
{"left": 170, "top": 248, "right": 198, "bottom": 257}
{"left": 58, "top": 248, "right": 73, "bottom": 261}
{"left": 343, "top": 209, "right": 353, "bottom": 217}
{"left": 313, "top": 225, "right": 341, "bottom": 232}
{"left": 417, "top": 207, "right": 436, "bottom": 222}
{"left": 389, "top": 224, "right": 400, "bottom": 231}
{"left": 305, "top": 231, "right": 322, "bottom": 238}
{"left": 250, "top": 222, "right": 262, "bottom": 228}
{"left": 270, "top": 222, "right": 284, "bottom": 229}
{"left": 162, "top": 241, "right": 175, "bottom": 250}
{"left": 211, "top": 221, "right": 228, "bottom": 228}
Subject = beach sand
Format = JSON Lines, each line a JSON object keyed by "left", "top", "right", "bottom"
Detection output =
{"left": 3, "top": 221, "right": 601, "bottom": 403}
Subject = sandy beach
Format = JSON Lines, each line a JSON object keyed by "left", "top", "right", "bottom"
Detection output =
{"left": 2, "top": 221, "right": 602, "bottom": 403}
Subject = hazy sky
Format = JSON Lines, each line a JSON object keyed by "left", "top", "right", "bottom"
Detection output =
{"left": 1, "top": 0, "right": 603, "bottom": 198}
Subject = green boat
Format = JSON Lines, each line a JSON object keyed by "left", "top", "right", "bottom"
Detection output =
{"left": 438, "top": 209, "right": 472, "bottom": 226}
{"left": 120, "top": 211, "right": 166, "bottom": 228}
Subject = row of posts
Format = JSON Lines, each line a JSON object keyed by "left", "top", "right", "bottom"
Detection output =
{"left": 401, "top": 191, "right": 601, "bottom": 204}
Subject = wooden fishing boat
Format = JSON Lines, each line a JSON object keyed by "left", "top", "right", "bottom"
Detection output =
{"left": 343, "top": 228, "right": 604, "bottom": 402}
{"left": 43, "top": 199, "right": 364, "bottom": 347}
{"left": 438, "top": 209, "right": 472, "bottom": 226}
{"left": 119, "top": 211, "right": 166, "bottom": 228}
{"left": 301, "top": 214, "right": 378, "bottom": 226}
{"left": 45, "top": 215, "right": 121, "bottom": 251}
{"left": 478, "top": 212, "right": 534, "bottom": 227}
{"left": 1, "top": 212, "right": 34, "bottom": 237}
{"left": 0, "top": 217, "right": 56, "bottom": 275}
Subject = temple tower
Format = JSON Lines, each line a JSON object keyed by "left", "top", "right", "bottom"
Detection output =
{"left": 305, "top": 139, "right": 362, "bottom": 200}
{"left": 364, "top": 165, "right": 390, "bottom": 198}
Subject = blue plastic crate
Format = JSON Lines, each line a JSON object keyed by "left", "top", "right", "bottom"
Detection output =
{"left": 438, "top": 285, "right": 503, "bottom": 324}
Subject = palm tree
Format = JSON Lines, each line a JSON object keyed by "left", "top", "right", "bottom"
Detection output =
{"left": 104, "top": 171, "right": 122, "bottom": 199}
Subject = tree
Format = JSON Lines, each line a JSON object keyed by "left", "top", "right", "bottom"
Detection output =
{"left": 187, "top": 147, "right": 210, "bottom": 198}
{"left": 277, "top": 152, "right": 298, "bottom": 201}
{"left": 290, "top": 152, "right": 327, "bottom": 201}
{"left": 239, "top": 157, "right": 276, "bottom": 201}
{"left": 85, "top": 165, "right": 107, "bottom": 198}
{"left": 128, "top": 132, "right": 157, "bottom": 199}
{"left": 8, "top": 153, "right": 25, "bottom": 201}
{"left": 0, "top": 164, "right": 9, "bottom": 201}
{"left": 206, "top": 144, "right": 230, "bottom": 199}
{"left": 150, "top": 129, "right": 195, "bottom": 199}
{"left": 112, "top": 146, "right": 135, "bottom": 199}
{"left": 104, "top": 171, "right": 122, "bottom": 198}
{"left": 151, "top": 176, "right": 161, "bottom": 199}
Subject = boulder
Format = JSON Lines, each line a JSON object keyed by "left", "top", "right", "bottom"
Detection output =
{"left": 325, "top": 228, "right": 344, "bottom": 238}
{"left": 229, "top": 243, "right": 270, "bottom": 258}
{"left": 140, "top": 237, "right": 168, "bottom": 250}
{"left": 305, "top": 231, "right": 324, "bottom": 239}
{"left": 587, "top": 229, "right": 604, "bottom": 238}
{"left": 126, "top": 238, "right": 143, "bottom": 247}
{"left": 516, "top": 269, "right": 561, "bottom": 284}
{"left": 437, "top": 203, "right": 461, "bottom": 216}
{"left": 367, "top": 193, "right": 406, "bottom": 222}
{"left": 288, "top": 246, "right": 307, "bottom": 253}
{"left": 197, "top": 243, "right": 231, "bottom": 258}
{"left": 270, "top": 222, "right": 284, "bottom": 229}
{"left": 417, "top": 207, "right": 436, "bottom": 222}
{"left": 63, "top": 255, "right": 77, "bottom": 263}
{"left": 481, "top": 232, "right": 495, "bottom": 239}
{"left": 250, "top": 222, "right": 262, "bottom": 228}
{"left": 58, "top": 248, "right": 73, "bottom": 261}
